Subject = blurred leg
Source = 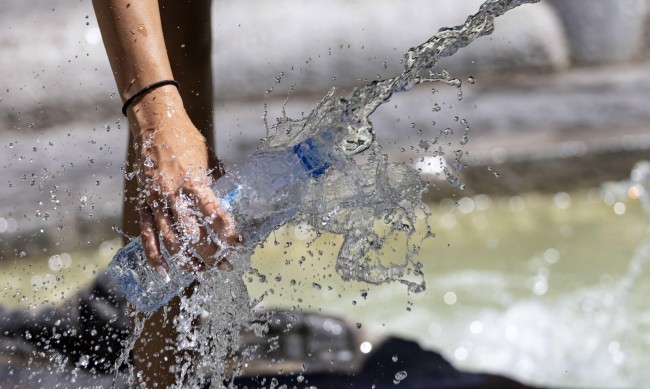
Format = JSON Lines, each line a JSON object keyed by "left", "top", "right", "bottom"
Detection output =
{"left": 161, "top": 0, "right": 215, "bottom": 146}
{"left": 123, "top": 0, "right": 215, "bottom": 386}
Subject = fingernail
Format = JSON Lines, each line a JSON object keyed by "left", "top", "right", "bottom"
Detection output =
{"left": 156, "top": 266, "right": 171, "bottom": 283}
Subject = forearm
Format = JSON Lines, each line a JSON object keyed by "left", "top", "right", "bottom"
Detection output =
{"left": 93, "top": 2, "right": 224, "bottom": 385}
{"left": 92, "top": 0, "right": 175, "bottom": 99}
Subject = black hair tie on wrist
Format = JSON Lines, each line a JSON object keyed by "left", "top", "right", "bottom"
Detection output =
{"left": 121, "top": 80, "right": 180, "bottom": 117}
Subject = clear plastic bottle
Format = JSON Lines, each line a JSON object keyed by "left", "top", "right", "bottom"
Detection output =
{"left": 109, "top": 130, "right": 338, "bottom": 313}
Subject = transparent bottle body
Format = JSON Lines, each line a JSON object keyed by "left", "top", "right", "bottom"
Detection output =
{"left": 109, "top": 134, "right": 334, "bottom": 313}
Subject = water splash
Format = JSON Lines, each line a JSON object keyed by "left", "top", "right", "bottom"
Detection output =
{"left": 117, "top": 0, "right": 540, "bottom": 385}
{"left": 266, "top": 0, "right": 539, "bottom": 154}
{"left": 263, "top": 0, "right": 539, "bottom": 290}
{"left": 174, "top": 253, "right": 258, "bottom": 388}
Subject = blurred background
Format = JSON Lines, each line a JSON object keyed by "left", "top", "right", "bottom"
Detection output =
{"left": 1, "top": 0, "right": 650, "bottom": 387}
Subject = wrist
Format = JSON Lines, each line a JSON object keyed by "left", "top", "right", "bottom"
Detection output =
{"left": 127, "top": 85, "right": 187, "bottom": 138}
{"left": 122, "top": 80, "right": 180, "bottom": 117}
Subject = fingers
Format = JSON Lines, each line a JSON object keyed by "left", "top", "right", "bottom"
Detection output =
{"left": 171, "top": 192, "right": 201, "bottom": 245}
{"left": 139, "top": 204, "right": 169, "bottom": 276}
{"left": 169, "top": 190, "right": 217, "bottom": 271}
{"left": 139, "top": 174, "right": 239, "bottom": 274}
{"left": 133, "top": 124, "right": 238, "bottom": 275}
{"left": 192, "top": 186, "right": 244, "bottom": 267}
{"left": 142, "top": 191, "right": 207, "bottom": 274}
{"left": 150, "top": 201, "right": 181, "bottom": 256}
{"left": 193, "top": 186, "right": 241, "bottom": 245}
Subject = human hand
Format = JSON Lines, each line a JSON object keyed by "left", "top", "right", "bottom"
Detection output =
{"left": 127, "top": 87, "right": 239, "bottom": 276}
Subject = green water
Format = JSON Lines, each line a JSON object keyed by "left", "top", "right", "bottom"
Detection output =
{"left": 248, "top": 190, "right": 645, "bottom": 306}
{"left": 247, "top": 190, "right": 648, "bottom": 387}
{"left": 3, "top": 189, "right": 647, "bottom": 387}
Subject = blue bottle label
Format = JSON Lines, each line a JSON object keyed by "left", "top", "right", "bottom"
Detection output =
{"left": 294, "top": 138, "right": 331, "bottom": 177}
{"left": 221, "top": 186, "right": 242, "bottom": 209}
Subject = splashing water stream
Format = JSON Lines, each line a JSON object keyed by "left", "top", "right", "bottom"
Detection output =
{"left": 115, "top": 1, "right": 540, "bottom": 387}
{"left": 265, "top": 0, "right": 538, "bottom": 290}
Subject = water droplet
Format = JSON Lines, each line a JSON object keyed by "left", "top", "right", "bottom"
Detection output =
{"left": 553, "top": 192, "right": 571, "bottom": 209}
{"left": 469, "top": 321, "right": 484, "bottom": 334}
{"left": 78, "top": 354, "right": 90, "bottom": 368}
{"left": 443, "top": 291, "right": 457, "bottom": 305}
{"left": 454, "top": 347, "right": 468, "bottom": 361}
{"left": 467, "top": 76, "right": 476, "bottom": 84}
{"left": 392, "top": 355, "right": 399, "bottom": 362}
{"left": 394, "top": 370, "right": 407, "bottom": 384}
{"left": 143, "top": 157, "right": 154, "bottom": 168}
{"left": 488, "top": 166, "right": 500, "bottom": 179}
